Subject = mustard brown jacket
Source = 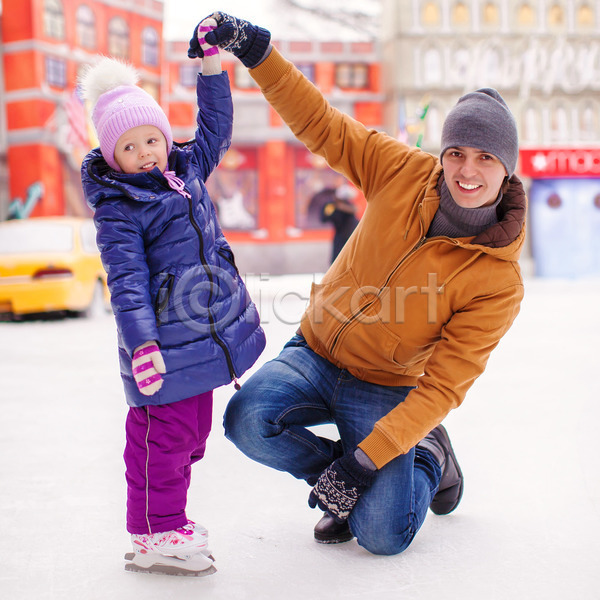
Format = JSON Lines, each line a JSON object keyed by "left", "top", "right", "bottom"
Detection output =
{"left": 250, "top": 49, "right": 527, "bottom": 469}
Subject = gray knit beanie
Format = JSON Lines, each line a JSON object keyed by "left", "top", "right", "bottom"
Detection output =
{"left": 440, "top": 88, "right": 518, "bottom": 176}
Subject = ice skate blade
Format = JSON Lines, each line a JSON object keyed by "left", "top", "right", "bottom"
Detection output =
{"left": 124, "top": 551, "right": 215, "bottom": 562}
{"left": 124, "top": 552, "right": 216, "bottom": 577}
{"left": 125, "top": 552, "right": 216, "bottom": 577}
{"left": 124, "top": 561, "right": 217, "bottom": 577}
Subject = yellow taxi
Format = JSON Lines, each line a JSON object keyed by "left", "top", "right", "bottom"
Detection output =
{"left": 0, "top": 217, "right": 110, "bottom": 317}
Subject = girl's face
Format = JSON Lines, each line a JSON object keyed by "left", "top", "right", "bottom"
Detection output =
{"left": 114, "top": 125, "right": 168, "bottom": 174}
{"left": 442, "top": 146, "right": 507, "bottom": 208}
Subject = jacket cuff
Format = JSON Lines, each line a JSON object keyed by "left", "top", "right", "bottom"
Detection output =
{"left": 358, "top": 427, "right": 403, "bottom": 470}
{"left": 249, "top": 46, "right": 292, "bottom": 88}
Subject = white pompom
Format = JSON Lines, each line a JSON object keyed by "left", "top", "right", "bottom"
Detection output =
{"left": 79, "top": 56, "right": 139, "bottom": 106}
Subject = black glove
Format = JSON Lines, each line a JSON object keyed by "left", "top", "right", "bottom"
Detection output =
{"left": 200, "top": 11, "right": 271, "bottom": 68}
{"left": 308, "top": 451, "right": 376, "bottom": 523}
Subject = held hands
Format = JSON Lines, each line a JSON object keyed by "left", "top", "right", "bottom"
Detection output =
{"left": 187, "top": 17, "right": 221, "bottom": 75}
{"left": 188, "top": 12, "right": 271, "bottom": 68}
{"left": 132, "top": 341, "right": 166, "bottom": 396}
{"left": 187, "top": 17, "right": 218, "bottom": 59}
{"left": 308, "top": 451, "right": 377, "bottom": 523}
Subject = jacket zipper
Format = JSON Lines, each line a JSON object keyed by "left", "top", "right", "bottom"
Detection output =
{"left": 186, "top": 194, "right": 239, "bottom": 386}
{"left": 328, "top": 204, "right": 429, "bottom": 356}
{"left": 328, "top": 205, "right": 478, "bottom": 356}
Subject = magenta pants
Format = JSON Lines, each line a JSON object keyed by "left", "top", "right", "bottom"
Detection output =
{"left": 124, "top": 392, "right": 213, "bottom": 534}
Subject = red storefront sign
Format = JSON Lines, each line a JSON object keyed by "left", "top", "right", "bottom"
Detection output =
{"left": 520, "top": 148, "right": 600, "bottom": 178}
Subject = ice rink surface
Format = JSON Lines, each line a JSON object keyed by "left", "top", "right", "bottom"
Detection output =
{"left": 1, "top": 274, "right": 598, "bottom": 599}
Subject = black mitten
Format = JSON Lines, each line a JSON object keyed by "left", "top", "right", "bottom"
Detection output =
{"left": 202, "top": 12, "right": 271, "bottom": 68}
{"left": 187, "top": 22, "right": 204, "bottom": 59}
{"left": 308, "top": 451, "right": 376, "bottom": 523}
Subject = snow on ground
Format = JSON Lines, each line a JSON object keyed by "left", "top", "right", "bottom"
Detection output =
{"left": 1, "top": 274, "right": 599, "bottom": 600}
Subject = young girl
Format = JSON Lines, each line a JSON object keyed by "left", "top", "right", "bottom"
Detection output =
{"left": 80, "top": 19, "right": 265, "bottom": 576}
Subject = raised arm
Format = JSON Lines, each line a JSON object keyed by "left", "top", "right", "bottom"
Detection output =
{"left": 197, "top": 12, "right": 427, "bottom": 201}
{"left": 187, "top": 16, "right": 233, "bottom": 178}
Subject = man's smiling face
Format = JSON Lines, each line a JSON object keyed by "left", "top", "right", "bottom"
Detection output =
{"left": 442, "top": 146, "right": 507, "bottom": 208}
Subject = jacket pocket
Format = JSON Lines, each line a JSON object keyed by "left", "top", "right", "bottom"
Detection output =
{"left": 155, "top": 273, "right": 174, "bottom": 324}
{"left": 305, "top": 268, "right": 362, "bottom": 354}
{"left": 217, "top": 246, "right": 239, "bottom": 275}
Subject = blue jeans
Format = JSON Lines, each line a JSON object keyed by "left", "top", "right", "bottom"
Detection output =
{"left": 224, "top": 335, "right": 442, "bottom": 555}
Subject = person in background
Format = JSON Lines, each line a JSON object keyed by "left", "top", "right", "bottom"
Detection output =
{"left": 80, "top": 17, "right": 265, "bottom": 575}
{"left": 200, "top": 12, "right": 526, "bottom": 556}
{"left": 320, "top": 184, "right": 360, "bottom": 263}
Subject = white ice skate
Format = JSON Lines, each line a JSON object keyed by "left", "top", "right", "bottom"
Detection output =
{"left": 180, "top": 520, "right": 213, "bottom": 557}
{"left": 124, "top": 521, "right": 216, "bottom": 576}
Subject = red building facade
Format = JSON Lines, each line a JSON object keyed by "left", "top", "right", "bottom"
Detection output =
{"left": 165, "top": 37, "right": 381, "bottom": 271}
{"left": 0, "top": 1, "right": 383, "bottom": 272}
{"left": 0, "top": 0, "right": 164, "bottom": 220}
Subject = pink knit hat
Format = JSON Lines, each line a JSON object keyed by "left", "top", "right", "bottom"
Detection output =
{"left": 80, "top": 58, "right": 173, "bottom": 172}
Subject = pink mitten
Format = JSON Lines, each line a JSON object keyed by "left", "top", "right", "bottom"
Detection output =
{"left": 132, "top": 341, "right": 166, "bottom": 396}
{"left": 197, "top": 18, "right": 218, "bottom": 56}
{"left": 198, "top": 17, "right": 221, "bottom": 76}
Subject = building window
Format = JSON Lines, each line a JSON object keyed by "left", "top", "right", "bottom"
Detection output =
{"left": 550, "top": 103, "right": 569, "bottom": 142}
{"left": 234, "top": 63, "right": 259, "bottom": 89}
{"left": 76, "top": 4, "right": 96, "bottom": 49}
{"left": 517, "top": 2, "right": 536, "bottom": 26}
{"left": 297, "top": 64, "right": 315, "bottom": 83}
{"left": 522, "top": 103, "right": 541, "bottom": 144}
{"left": 335, "top": 64, "right": 369, "bottom": 89}
{"left": 579, "top": 101, "right": 599, "bottom": 141}
{"left": 422, "top": 47, "right": 443, "bottom": 86}
{"left": 548, "top": 3, "right": 565, "bottom": 26}
{"left": 46, "top": 56, "right": 67, "bottom": 88}
{"left": 44, "top": 0, "right": 65, "bottom": 40}
{"left": 180, "top": 64, "right": 198, "bottom": 88}
{"left": 482, "top": 46, "right": 502, "bottom": 85}
{"left": 577, "top": 3, "right": 594, "bottom": 26}
{"left": 142, "top": 27, "right": 160, "bottom": 66}
{"left": 452, "top": 2, "right": 470, "bottom": 25}
{"left": 451, "top": 46, "right": 470, "bottom": 86}
{"left": 108, "top": 17, "right": 130, "bottom": 59}
{"left": 422, "top": 1, "right": 441, "bottom": 26}
{"left": 206, "top": 148, "right": 259, "bottom": 231}
{"left": 483, "top": 2, "right": 500, "bottom": 25}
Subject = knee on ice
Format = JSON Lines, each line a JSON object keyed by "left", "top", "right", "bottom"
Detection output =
{"left": 355, "top": 525, "right": 415, "bottom": 556}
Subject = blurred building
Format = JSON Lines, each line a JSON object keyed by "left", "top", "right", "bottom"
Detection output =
{"left": 165, "top": 35, "right": 381, "bottom": 274}
{"left": 2, "top": 1, "right": 597, "bottom": 276}
{"left": 382, "top": 0, "right": 600, "bottom": 276}
{"left": 0, "top": 0, "right": 382, "bottom": 274}
{"left": 0, "top": 0, "right": 164, "bottom": 220}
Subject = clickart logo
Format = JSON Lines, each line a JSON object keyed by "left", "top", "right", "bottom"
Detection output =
{"left": 159, "top": 266, "right": 243, "bottom": 334}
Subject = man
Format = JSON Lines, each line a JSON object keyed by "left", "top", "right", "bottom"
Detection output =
{"left": 320, "top": 185, "right": 360, "bottom": 263}
{"left": 191, "top": 12, "right": 526, "bottom": 555}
